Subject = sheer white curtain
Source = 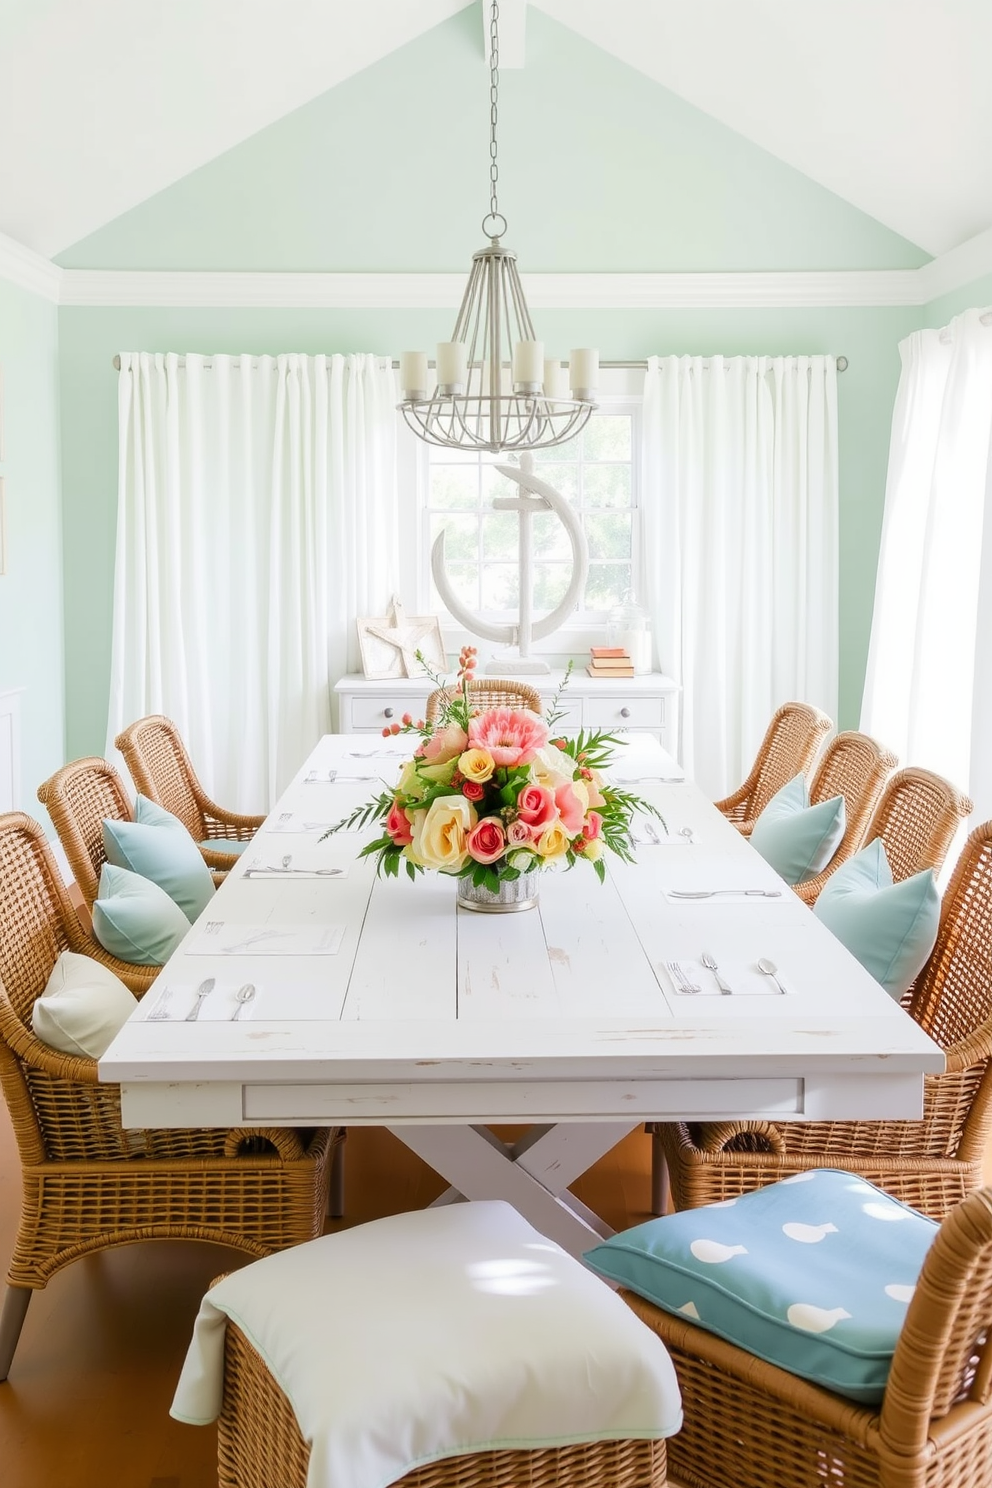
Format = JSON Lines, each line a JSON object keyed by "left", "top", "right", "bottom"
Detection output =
{"left": 861, "top": 309, "right": 992, "bottom": 820}
{"left": 108, "top": 352, "right": 399, "bottom": 811}
{"left": 641, "top": 354, "right": 839, "bottom": 797}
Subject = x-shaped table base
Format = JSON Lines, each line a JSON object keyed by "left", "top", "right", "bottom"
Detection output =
{"left": 386, "top": 1120, "right": 640, "bottom": 1258}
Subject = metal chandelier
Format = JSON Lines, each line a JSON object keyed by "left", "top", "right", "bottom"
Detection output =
{"left": 398, "top": 0, "right": 598, "bottom": 454}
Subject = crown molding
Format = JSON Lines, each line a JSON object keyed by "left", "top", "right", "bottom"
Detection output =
{"left": 56, "top": 266, "right": 926, "bottom": 310}
{"left": 0, "top": 230, "right": 61, "bottom": 302}
{"left": 916, "top": 225, "right": 992, "bottom": 304}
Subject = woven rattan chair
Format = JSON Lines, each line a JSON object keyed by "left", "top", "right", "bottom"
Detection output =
{"left": 860, "top": 765, "right": 973, "bottom": 885}
{"left": 791, "top": 731, "right": 898, "bottom": 904}
{"left": 425, "top": 678, "right": 543, "bottom": 725}
{"left": 36, "top": 755, "right": 134, "bottom": 908}
{"left": 115, "top": 715, "right": 264, "bottom": 872}
{"left": 0, "top": 812, "right": 340, "bottom": 1381}
{"left": 623, "top": 1183, "right": 992, "bottom": 1488}
{"left": 653, "top": 817, "right": 992, "bottom": 1221}
{"left": 217, "top": 1299, "right": 668, "bottom": 1488}
{"left": 713, "top": 701, "right": 833, "bottom": 836}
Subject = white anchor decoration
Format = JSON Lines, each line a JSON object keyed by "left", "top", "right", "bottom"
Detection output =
{"left": 431, "top": 452, "right": 589, "bottom": 676}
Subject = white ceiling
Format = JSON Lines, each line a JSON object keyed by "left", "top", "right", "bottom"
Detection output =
{"left": 0, "top": 0, "right": 989, "bottom": 262}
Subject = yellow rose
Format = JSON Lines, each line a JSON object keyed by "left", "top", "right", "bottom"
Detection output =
{"left": 534, "top": 821, "right": 571, "bottom": 862}
{"left": 581, "top": 836, "right": 604, "bottom": 862}
{"left": 403, "top": 811, "right": 428, "bottom": 864}
{"left": 410, "top": 795, "right": 478, "bottom": 872}
{"left": 458, "top": 747, "right": 495, "bottom": 783}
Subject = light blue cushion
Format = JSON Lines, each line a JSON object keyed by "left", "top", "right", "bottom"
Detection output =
{"left": 102, "top": 795, "right": 215, "bottom": 921}
{"left": 198, "top": 837, "right": 250, "bottom": 857}
{"left": 812, "top": 839, "right": 940, "bottom": 998}
{"left": 584, "top": 1169, "right": 938, "bottom": 1403}
{"left": 91, "top": 864, "right": 191, "bottom": 966}
{"left": 749, "top": 774, "right": 846, "bottom": 886}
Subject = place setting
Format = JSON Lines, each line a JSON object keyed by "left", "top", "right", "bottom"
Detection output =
{"left": 665, "top": 954, "right": 790, "bottom": 997}
{"left": 143, "top": 977, "right": 260, "bottom": 1022}
{"left": 182, "top": 920, "right": 346, "bottom": 957}
{"left": 239, "top": 850, "right": 351, "bottom": 880}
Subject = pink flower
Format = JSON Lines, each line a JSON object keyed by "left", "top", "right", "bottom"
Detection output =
{"left": 468, "top": 708, "right": 549, "bottom": 768}
{"left": 385, "top": 798, "right": 414, "bottom": 846}
{"left": 462, "top": 780, "right": 485, "bottom": 802}
{"left": 555, "top": 780, "right": 588, "bottom": 836}
{"left": 422, "top": 722, "right": 469, "bottom": 765}
{"left": 467, "top": 816, "right": 506, "bottom": 865}
{"left": 506, "top": 819, "right": 537, "bottom": 845}
{"left": 582, "top": 811, "right": 603, "bottom": 841}
{"left": 516, "top": 783, "right": 558, "bottom": 830}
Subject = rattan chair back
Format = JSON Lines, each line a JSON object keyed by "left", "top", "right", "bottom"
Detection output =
{"left": 425, "top": 678, "right": 543, "bottom": 725}
{"left": 36, "top": 756, "right": 133, "bottom": 907}
{"left": 864, "top": 766, "right": 973, "bottom": 883}
{"left": 0, "top": 811, "right": 337, "bottom": 1381}
{"left": 794, "top": 731, "right": 898, "bottom": 902}
{"left": 714, "top": 701, "right": 832, "bottom": 830}
{"left": 114, "top": 714, "right": 206, "bottom": 837}
{"left": 623, "top": 1184, "right": 992, "bottom": 1488}
{"left": 115, "top": 715, "right": 264, "bottom": 872}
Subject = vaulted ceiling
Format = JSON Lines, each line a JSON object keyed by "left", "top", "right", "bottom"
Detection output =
{"left": 1, "top": 0, "right": 989, "bottom": 263}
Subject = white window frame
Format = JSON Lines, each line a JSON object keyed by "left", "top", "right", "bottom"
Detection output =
{"left": 395, "top": 368, "right": 646, "bottom": 661}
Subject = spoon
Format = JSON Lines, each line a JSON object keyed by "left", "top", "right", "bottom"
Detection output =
{"left": 679, "top": 826, "right": 695, "bottom": 844}
{"left": 231, "top": 983, "right": 256, "bottom": 1020}
{"left": 757, "top": 957, "right": 786, "bottom": 994}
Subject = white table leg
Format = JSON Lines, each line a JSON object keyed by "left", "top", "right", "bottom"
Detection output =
{"left": 387, "top": 1121, "right": 639, "bottom": 1257}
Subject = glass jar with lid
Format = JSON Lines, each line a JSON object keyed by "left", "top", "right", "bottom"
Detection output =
{"left": 606, "top": 598, "right": 652, "bottom": 674}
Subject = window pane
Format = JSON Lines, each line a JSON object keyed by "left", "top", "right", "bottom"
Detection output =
{"left": 582, "top": 416, "right": 632, "bottom": 462}
{"left": 583, "top": 463, "right": 632, "bottom": 509}
{"left": 481, "top": 510, "right": 518, "bottom": 559}
{"left": 430, "top": 512, "right": 478, "bottom": 562}
{"left": 430, "top": 464, "right": 479, "bottom": 511}
{"left": 585, "top": 511, "right": 632, "bottom": 561}
{"left": 533, "top": 564, "right": 572, "bottom": 611}
{"left": 432, "top": 561, "right": 479, "bottom": 612}
{"left": 585, "top": 562, "right": 632, "bottom": 610}
{"left": 481, "top": 564, "right": 519, "bottom": 611}
{"left": 532, "top": 435, "right": 580, "bottom": 464}
{"left": 525, "top": 462, "right": 578, "bottom": 501}
{"left": 530, "top": 510, "right": 571, "bottom": 558}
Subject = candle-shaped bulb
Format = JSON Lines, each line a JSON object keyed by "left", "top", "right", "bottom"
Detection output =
{"left": 512, "top": 339, "right": 544, "bottom": 388}
{"left": 569, "top": 348, "right": 599, "bottom": 400}
{"left": 544, "top": 359, "right": 564, "bottom": 400}
{"left": 436, "top": 341, "right": 468, "bottom": 391}
{"left": 399, "top": 351, "right": 428, "bottom": 400}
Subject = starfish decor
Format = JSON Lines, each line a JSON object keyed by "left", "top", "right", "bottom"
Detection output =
{"left": 356, "top": 596, "right": 446, "bottom": 679}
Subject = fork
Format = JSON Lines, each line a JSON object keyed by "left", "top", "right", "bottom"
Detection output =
{"left": 231, "top": 984, "right": 255, "bottom": 1021}
{"left": 148, "top": 985, "right": 175, "bottom": 1020}
{"left": 666, "top": 961, "right": 700, "bottom": 994}
{"left": 185, "top": 977, "right": 216, "bottom": 1021}
{"left": 701, "top": 951, "right": 733, "bottom": 995}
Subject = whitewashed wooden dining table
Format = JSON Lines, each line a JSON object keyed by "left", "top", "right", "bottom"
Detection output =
{"left": 100, "top": 732, "right": 944, "bottom": 1257}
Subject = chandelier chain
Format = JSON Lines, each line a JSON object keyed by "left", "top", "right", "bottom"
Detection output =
{"left": 487, "top": 0, "right": 502, "bottom": 236}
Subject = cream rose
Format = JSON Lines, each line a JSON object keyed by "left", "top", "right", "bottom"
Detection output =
{"left": 531, "top": 746, "right": 573, "bottom": 791}
{"left": 581, "top": 836, "right": 604, "bottom": 862}
{"left": 534, "top": 821, "right": 571, "bottom": 862}
{"left": 410, "top": 795, "right": 478, "bottom": 872}
{"left": 458, "top": 747, "right": 496, "bottom": 784}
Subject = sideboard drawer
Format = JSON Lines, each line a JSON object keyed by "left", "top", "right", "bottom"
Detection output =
{"left": 584, "top": 695, "right": 665, "bottom": 730}
{"left": 348, "top": 692, "right": 430, "bottom": 731}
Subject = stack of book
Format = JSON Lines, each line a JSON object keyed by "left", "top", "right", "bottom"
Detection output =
{"left": 586, "top": 646, "right": 635, "bottom": 678}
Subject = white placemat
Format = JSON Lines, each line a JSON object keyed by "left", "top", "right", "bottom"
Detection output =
{"left": 184, "top": 921, "right": 345, "bottom": 956}
{"left": 665, "top": 959, "right": 788, "bottom": 996}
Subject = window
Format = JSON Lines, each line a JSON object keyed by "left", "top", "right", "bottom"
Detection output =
{"left": 422, "top": 406, "right": 638, "bottom": 625}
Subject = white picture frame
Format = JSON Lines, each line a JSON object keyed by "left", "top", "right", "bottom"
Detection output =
{"left": 357, "top": 597, "right": 447, "bottom": 679}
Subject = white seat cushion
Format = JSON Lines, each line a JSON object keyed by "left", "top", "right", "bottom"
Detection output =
{"left": 171, "top": 1200, "right": 682, "bottom": 1488}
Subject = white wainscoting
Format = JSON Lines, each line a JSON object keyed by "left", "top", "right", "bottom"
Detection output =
{"left": 0, "top": 689, "right": 23, "bottom": 811}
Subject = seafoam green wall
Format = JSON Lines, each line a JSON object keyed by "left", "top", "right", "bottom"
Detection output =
{"left": 923, "top": 273, "right": 992, "bottom": 328}
{"left": 0, "top": 277, "right": 64, "bottom": 804}
{"left": 55, "top": 4, "right": 928, "bottom": 756}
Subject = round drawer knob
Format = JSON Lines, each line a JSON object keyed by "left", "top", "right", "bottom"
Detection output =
{"left": 383, "top": 707, "right": 395, "bottom": 719}
{"left": 620, "top": 707, "right": 631, "bottom": 719}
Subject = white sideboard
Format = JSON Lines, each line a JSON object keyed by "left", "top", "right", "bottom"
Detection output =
{"left": 333, "top": 672, "right": 680, "bottom": 755}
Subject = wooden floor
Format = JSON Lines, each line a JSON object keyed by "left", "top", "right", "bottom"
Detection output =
{"left": 0, "top": 1107, "right": 658, "bottom": 1488}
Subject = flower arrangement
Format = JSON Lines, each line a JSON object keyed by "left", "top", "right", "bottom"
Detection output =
{"left": 326, "top": 648, "right": 664, "bottom": 899}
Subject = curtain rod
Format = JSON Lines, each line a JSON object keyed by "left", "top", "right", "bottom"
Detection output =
{"left": 112, "top": 353, "right": 849, "bottom": 372}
